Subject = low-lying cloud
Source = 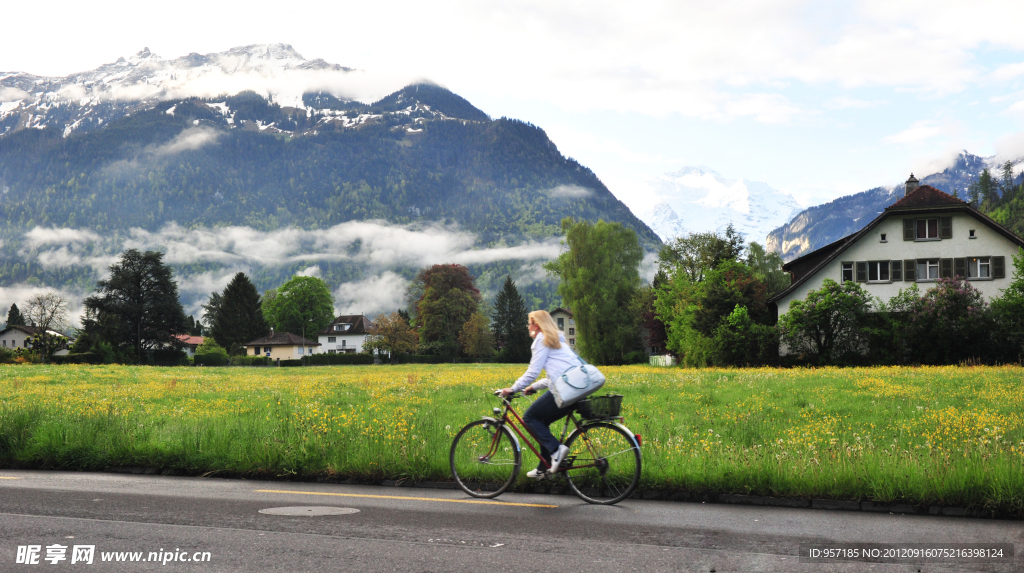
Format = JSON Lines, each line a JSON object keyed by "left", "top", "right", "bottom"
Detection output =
{"left": 333, "top": 271, "right": 409, "bottom": 316}
{"left": 546, "top": 184, "right": 594, "bottom": 199}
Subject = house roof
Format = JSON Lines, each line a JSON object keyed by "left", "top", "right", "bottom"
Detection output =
{"left": 549, "top": 307, "right": 573, "bottom": 318}
{"left": 242, "top": 332, "right": 320, "bottom": 347}
{"left": 770, "top": 185, "right": 1024, "bottom": 304}
{"left": 174, "top": 334, "right": 204, "bottom": 346}
{"left": 0, "top": 325, "right": 68, "bottom": 338}
{"left": 316, "top": 314, "right": 371, "bottom": 335}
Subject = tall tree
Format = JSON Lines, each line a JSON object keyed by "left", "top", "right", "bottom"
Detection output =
{"left": 261, "top": 275, "right": 334, "bottom": 339}
{"left": 490, "top": 275, "right": 532, "bottom": 362}
{"left": 411, "top": 264, "right": 481, "bottom": 358}
{"left": 364, "top": 311, "right": 419, "bottom": 363}
{"left": 24, "top": 290, "right": 70, "bottom": 363}
{"left": 5, "top": 303, "right": 25, "bottom": 327}
{"left": 82, "top": 249, "right": 187, "bottom": 361}
{"left": 545, "top": 218, "right": 643, "bottom": 365}
{"left": 745, "top": 242, "right": 790, "bottom": 297}
{"left": 210, "top": 272, "right": 270, "bottom": 349}
{"left": 657, "top": 231, "right": 738, "bottom": 284}
{"left": 978, "top": 168, "right": 996, "bottom": 206}
{"left": 459, "top": 311, "right": 496, "bottom": 359}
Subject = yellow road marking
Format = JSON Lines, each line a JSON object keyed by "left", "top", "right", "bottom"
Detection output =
{"left": 0, "top": 477, "right": 21, "bottom": 480}
{"left": 254, "top": 489, "right": 557, "bottom": 509}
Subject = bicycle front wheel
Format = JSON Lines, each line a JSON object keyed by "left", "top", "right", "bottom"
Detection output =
{"left": 564, "top": 422, "right": 641, "bottom": 505}
{"left": 450, "top": 419, "right": 522, "bottom": 498}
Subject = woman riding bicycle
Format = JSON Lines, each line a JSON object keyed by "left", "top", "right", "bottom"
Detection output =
{"left": 499, "top": 310, "right": 582, "bottom": 478}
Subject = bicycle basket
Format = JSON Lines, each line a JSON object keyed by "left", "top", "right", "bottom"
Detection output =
{"left": 576, "top": 394, "right": 623, "bottom": 420}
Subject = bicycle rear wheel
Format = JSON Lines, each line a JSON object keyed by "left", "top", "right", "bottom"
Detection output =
{"left": 450, "top": 419, "right": 521, "bottom": 498}
{"left": 564, "top": 422, "right": 641, "bottom": 505}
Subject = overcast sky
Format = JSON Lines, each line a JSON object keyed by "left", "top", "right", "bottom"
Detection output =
{"left": 6, "top": 0, "right": 1024, "bottom": 213}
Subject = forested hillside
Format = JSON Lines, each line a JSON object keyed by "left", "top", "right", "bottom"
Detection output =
{"left": 0, "top": 84, "right": 660, "bottom": 314}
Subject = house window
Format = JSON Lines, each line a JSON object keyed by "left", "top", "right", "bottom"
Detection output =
{"left": 916, "top": 218, "right": 938, "bottom": 239}
{"left": 569, "top": 339, "right": 575, "bottom": 346}
{"left": 841, "top": 262, "right": 853, "bottom": 282}
{"left": 334, "top": 325, "right": 342, "bottom": 331}
{"left": 969, "top": 229, "right": 976, "bottom": 239}
{"left": 557, "top": 318, "right": 564, "bottom": 330}
{"left": 968, "top": 257, "right": 991, "bottom": 279}
{"left": 568, "top": 327, "right": 575, "bottom": 335}
{"left": 328, "top": 350, "right": 336, "bottom": 354}
{"left": 328, "top": 336, "right": 336, "bottom": 343}
{"left": 917, "top": 259, "right": 939, "bottom": 280}
{"left": 342, "top": 340, "right": 346, "bottom": 347}
{"left": 880, "top": 233, "right": 887, "bottom": 242}
{"left": 868, "top": 261, "right": 890, "bottom": 282}
{"left": 2, "top": 340, "right": 5, "bottom": 347}
{"left": 298, "top": 346, "right": 304, "bottom": 355}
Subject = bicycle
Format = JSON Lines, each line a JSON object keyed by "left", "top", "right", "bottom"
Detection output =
{"left": 449, "top": 390, "right": 642, "bottom": 505}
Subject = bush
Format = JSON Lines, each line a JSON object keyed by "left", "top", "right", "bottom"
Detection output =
{"left": 303, "top": 353, "right": 374, "bottom": 366}
{"left": 0, "top": 348, "right": 16, "bottom": 364}
{"left": 710, "top": 305, "right": 778, "bottom": 366}
{"left": 230, "top": 355, "right": 272, "bottom": 366}
{"left": 904, "top": 278, "right": 994, "bottom": 364}
{"left": 194, "top": 353, "right": 229, "bottom": 366}
{"left": 151, "top": 347, "right": 188, "bottom": 366}
{"left": 51, "top": 353, "right": 102, "bottom": 365}
{"left": 393, "top": 354, "right": 445, "bottom": 364}
{"left": 621, "top": 350, "right": 649, "bottom": 365}
{"left": 280, "top": 359, "right": 303, "bottom": 367}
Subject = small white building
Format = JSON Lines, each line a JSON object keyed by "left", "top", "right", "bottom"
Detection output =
{"left": 0, "top": 325, "right": 71, "bottom": 356}
{"left": 242, "top": 330, "right": 320, "bottom": 360}
{"left": 771, "top": 177, "right": 1024, "bottom": 319}
{"left": 315, "top": 314, "right": 371, "bottom": 354}
{"left": 549, "top": 307, "right": 577, "bottom": 350}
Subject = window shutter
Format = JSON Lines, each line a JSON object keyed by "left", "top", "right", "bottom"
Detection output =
{"left": 903, "top": 219, "right": 915, "bottom": 241}
{"left": 954, "top": 257, "right": 966, "bottom": 278}
{"left": 903, "top": 260, "right": 916, "bottom": 281}
{"left": 939, "top": 217, "right": 952, "bottom": 239}
{"left": 855, "top": 261, "right": 867, "bottom": 282}
{"left": 940, "top": 258, "right": 953, "bottom": 279}
{"left": 891, "top": 261, "right": 902, "bottom": 281}
{"left": 993, "top": 256, "right": 1006, "bottom": 279}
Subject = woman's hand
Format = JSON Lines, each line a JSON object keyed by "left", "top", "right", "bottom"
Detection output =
{"left": 523, "top": 385, "right": 536, "bottom": 395}
{"left": 499, "top": 388, "right": 514, "bottom": 397}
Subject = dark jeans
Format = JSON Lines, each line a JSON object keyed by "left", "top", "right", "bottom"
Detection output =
{"left": 522, "top": 390, "right": 573, "bottom": 470}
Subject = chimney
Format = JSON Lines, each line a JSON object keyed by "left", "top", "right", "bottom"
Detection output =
{"left": 905, "top": 173, "right": 919, "bottom": 196}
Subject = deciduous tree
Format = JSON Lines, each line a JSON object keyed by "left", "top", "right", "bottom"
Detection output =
{"left": 24, "top": 290, "right": 70, "bottom": 363}
{"left": 459, "top": 311, "right": 496, "bottom": 359}
{"left": 545, "top": 217, "right": 642, "bottom": 365}
{"left": 262, "top": 275, "right": 334, "bottom": 339}
{"left": 364, "top": 311, "right": 419, "bottom": 362}
{"left": 411, "top": 264, "right": 481, "bottom": 358}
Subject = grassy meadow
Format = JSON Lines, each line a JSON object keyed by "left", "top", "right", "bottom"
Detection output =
{"left": 0, "top": 363, "right": 1021, "bottom": 515}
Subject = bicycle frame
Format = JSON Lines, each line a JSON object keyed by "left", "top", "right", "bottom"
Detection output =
{"left": 483, "top": 394, "right": 618, "bottom": 473}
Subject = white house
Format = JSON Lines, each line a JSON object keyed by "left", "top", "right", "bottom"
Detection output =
{"left": 771, "top": 176, "right": 1024, "bottom": 319}
{"left": 549, "top": 307, "right": 577, "bottom": 351}
{"left": 173, "top": 334, "right": 204, "bottom": 358}
{"left": 315, "top": 314, "right": 371, "bottom": 354}
{"left": 0, "top": 325, "right": 71, "bottom": 356}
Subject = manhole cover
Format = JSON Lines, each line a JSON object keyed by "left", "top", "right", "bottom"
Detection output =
{"left": 259, "top": 506, "right": 360, "bottom": 516}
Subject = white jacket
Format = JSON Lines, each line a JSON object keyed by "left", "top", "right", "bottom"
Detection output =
{"left": 511, "top": 332, "right": 582, "bottom": 393}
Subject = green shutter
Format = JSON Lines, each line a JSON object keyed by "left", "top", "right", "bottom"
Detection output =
{"left": 855, "top": 261, "right": 867, "bottom": 282}
{"left": 904, "top": 260, "right": 916, "bottom": 281}
{"left": 994, "top": 256, "right": 1006, "bottom": 279}
{"left": 939, "top": 217, "right": 953, "bottom": 239}
{"left": 903, "top": 219, "right": 915, "bottom": 241}
{"left": 891, "top": 261, "right": 902, "bottom": 281}
{"left": 940, "top": 258, "right": 953, "bottom": 279}
{"left": 954, "top": 258, "right": 966, "bottom": 278}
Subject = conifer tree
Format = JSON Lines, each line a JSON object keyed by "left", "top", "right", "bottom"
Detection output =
{"left": 6, "top": 303, "right": 25, "bottom": 327}
{"left": 211, "top": 272, "right": 270, "bottom": 350}
{"left": 490, "top": 275, "right": 532, "bottom": 362}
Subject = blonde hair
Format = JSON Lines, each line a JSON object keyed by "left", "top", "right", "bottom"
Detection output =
{"left": 528, "top": 310, "right": 561, "bottom": 349}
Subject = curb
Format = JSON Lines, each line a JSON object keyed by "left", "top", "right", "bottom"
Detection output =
{"left": 99, "top": 467, "right": 996, "bottom": 519}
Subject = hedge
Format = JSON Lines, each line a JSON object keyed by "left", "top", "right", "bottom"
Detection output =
{"left": 279, "top": 359, "right": 303, "bottom": 367}
{"left": 303, "top": 353, "right": 374, "bottom": 366}
{"left": 51, "top": 353, "right": 103, "bottom": 365}
{"left": 194, "top": 353, "right": 229, "bottom": 366}
{"left": 393, "top": 354, "right": 446, "bottom": 364}
{"left": 230, "top": 356, "right": 272, "bottom": 366}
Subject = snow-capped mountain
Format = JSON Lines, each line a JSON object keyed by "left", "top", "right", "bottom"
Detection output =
{"left": 640, "top": 166, "right": 804, "bottom": 245}
{"left": 0, "top": 44, "right": 379, "bottom": 138}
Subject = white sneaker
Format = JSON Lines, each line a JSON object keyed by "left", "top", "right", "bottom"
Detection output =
{"left": 549, "top": 445, "right": 570, "bottom": 473}
{"left": 526, "top": 468, "right": 545, "bottom": 480}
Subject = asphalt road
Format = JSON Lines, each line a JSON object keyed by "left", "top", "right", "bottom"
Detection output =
{"left": 0, "top": 470, "right": 1019, "bottom": 572}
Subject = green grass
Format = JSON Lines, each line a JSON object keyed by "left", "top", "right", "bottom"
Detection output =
{"left": 0, "top": 363, "right": 1021, "bottom": 516}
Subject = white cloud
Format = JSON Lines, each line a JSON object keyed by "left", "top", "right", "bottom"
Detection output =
{"left": 882, "top": 120, "right": 946, "bottom": 145}
{"left": 24, "top": 227, "right": 102, "bottom": 249}
{"left": 0, "top": 86, "right": 29, "bottom": 101}
{"left": 545, "top": 185, "right": 593, "bottom": 199}
{"left": 333, "top": 271, "right": 409, "bottom": 316}
{"left": 296, "top": 265, "right": 321, "bottom": 278}
{"left": 150, "top": 126, "right": 221, "bottom": 156}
